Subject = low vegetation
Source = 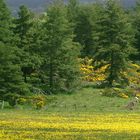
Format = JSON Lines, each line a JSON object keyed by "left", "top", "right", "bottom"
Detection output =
{"left": 0, "top": 87, "right": 140, "bottom": 139}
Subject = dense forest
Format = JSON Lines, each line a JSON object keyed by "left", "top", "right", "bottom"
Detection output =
{"left": 1, "top": 0, "right": 140, "bottom": 108}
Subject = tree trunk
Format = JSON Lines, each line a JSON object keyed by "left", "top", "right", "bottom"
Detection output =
{"left": 109, "top": 51, "right": 114, "bottom": 87}
{"left": 49, "top": 56, "right": 53, "bottom": 93}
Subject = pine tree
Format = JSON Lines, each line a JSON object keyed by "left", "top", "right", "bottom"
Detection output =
{"left": 67, "top": 0, "right": 79, "bottom": 25}
{"left": 43, "top": 0, "right": 81, "bottom": 93}
{"left": 133, "top": 1, "right": 140, "bottom": 61}
{"left": 67, "top": 2, "right": 100, "bottom": 57}
{"left": 73, "top": 4, "right": 95, "bottom": 57}
{"left": 93, "top": 0, "right": 134, "bottom": 86}
{"left": 14, "top": 5, "right": 42, "bottom": 84}
{"left": 0, "top": 0, "right": 28, "bottom": 100}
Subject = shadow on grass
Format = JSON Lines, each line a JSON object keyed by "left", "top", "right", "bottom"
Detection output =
{"left": 1, "top": 126, "right": 139, "bottom": 139}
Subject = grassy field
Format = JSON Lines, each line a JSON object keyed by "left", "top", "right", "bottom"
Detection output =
{"left": 0, "top": 111, "right": 140, "bottom": 139}
{"left": 46, "top": 88, "right": 140, "bottom": 113}
{"left": 0, "top": 87, "right": 140, "bottom": 140}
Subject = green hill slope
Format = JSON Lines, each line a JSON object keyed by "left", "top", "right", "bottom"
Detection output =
{"left": 46, "top": 88, "right": 139, "bottom": 113}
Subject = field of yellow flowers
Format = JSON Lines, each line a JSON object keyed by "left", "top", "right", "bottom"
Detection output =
{"left": 0, "top": 110, "right": 140, "bottom": 140}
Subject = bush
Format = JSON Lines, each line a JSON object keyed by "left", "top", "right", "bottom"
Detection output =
{"left": 121, "top": 88, "right": 134, "bottom": 97}
{"left": 102, "top": 88, "right": 118, "bottom": 97}
{"left": 4, "top": 93, "right": 20, "bottom": 107}
{"left": 102, "top": 88, "right": 133, "bottom": 98}
{"left": 35, "top": 101, "right": 45, "bottom": 109}
{"left": 17, "top": 97, "right": 27, "bottom": 105}
{"left": 32, "top": 94, "right": 47, "bottom": 109}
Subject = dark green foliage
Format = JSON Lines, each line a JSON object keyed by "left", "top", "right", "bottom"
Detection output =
{"left": 0, "top": 44, "right": 28, "bottom": 97}
{"left": 74, "top": 5, "right": 95, "bottom": 57}
{"left": 14, "top": 5, "right": 33, "bottom": 45}
{"left": 14, "top": 5, "right": 42, "bottom": 84}
{"left": 0, "top": 0, "right": 139, "bottom": 98}
{"left": 93, "top": 0, "right": 135, "bottom": 86}
{"left": 4, "top": 93, "right": 20, "bottom": 107}
{"left": 43, "top": 1, "right": 81, "bottom": 93}
{"left": 67, "top": 1, "right": 95, "bottom": 57}
{"left": 133, "top": 1, "right": 140, "bottom": 61}
{"left": 67, "top": 0, "right": 79, "bottom": 26}
{"left": 14, "top": 5, "right": 34, "bottom": 83}
{"left": 0, "top": 0, "right": 28, "bottom": 100}
{"left": 0, "top": 0, "right": 11, "bottom": 43}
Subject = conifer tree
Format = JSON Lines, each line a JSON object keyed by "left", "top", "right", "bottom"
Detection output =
{"left": 93, "top": 0, "right": 134, "bottom": 86}
{"left": 14, "top": 5, "right": 42, "bottom": 83}
{"left": 43, "top": 0, "right": 81, "bottom": 93}
{"left": 74, "top": 4, "right": 95, "bottom": 57}
{"left": 67, "top": 1, "right": 98, "bottom": 57}
{"left": 133, "top": 1, "right": 140, "bottom": 61}
{"left": 0, "top": 0, "right": 28, "bottom": 99}
{"left": 67, "top": 0, "right": 79, "bottom": 25}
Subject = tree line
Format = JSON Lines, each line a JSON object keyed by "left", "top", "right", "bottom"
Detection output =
{"left": 0, "top": 0, "right": 140, "bottom": 100}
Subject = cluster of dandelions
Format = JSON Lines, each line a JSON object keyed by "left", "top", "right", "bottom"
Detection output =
{"left": 0, "top": 113, "right": 140, "bottom": 139}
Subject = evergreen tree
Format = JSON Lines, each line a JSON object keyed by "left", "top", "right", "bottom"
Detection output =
{"left": 67, "top": 2, "right": 99, "bottom": 57}
{"left": 0, "top": 0, "right": 11, "bottom": 43}
{"left": 43, "top": 1, "right": 81, "bottom": 93}
{"left": 133, "top": 1, "right": 140, "bottom": 61}
{"left": 14, "top": 5, "right": 42, "bottom": 84}
{"left": 74, "top": 4, "right": 95, "bottom": 57}
{"left": 0, "top": 0, "right": 28, "bottom": 100}
{"left": 93, "top": 0, "right": 134, "bottom": 86}
{"left": 67, "top": 0, "right": 79, "bottom": 25}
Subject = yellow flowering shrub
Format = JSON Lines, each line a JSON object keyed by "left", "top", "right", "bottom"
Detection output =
{"left": 80, "top": 58, "right": 140, "bottom": 87}
{"left": 80, "top": 57, "right": 108, "bottom": 82}
{"left": 32, "top": 95, "right": 47, "bottom": 109}
{"left": 136, "top": 93, "right": 140, "bottom": 97}
{"left": 123, "top": 63, "right": 140, "bottom": 85}
{"left": 119, "top": 93, "right": 129, "bottom": 99}
{"left": 35, "top": 101, "right": 45, "bottom": 109}
{"left": 17, "top": 97, "right": 27, "bottom": 105}
{"left": 102, "top": 88, "right": 133, "bottom": 98}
